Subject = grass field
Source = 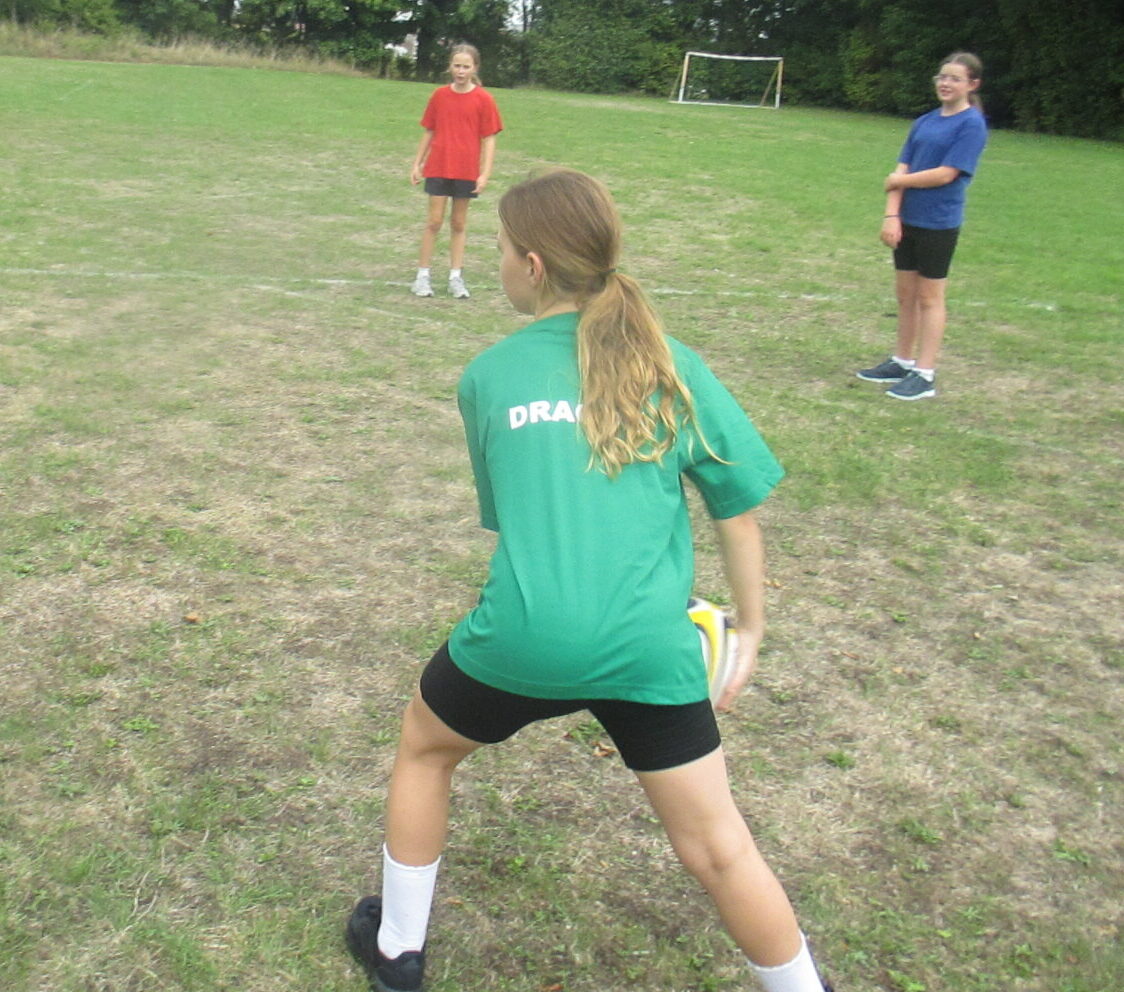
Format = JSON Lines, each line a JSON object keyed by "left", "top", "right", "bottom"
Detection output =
{"left": 1, "top": 54, "right": 1121, "bottom": 992}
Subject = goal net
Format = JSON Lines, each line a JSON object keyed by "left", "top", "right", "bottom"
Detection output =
{"left": 672, "top": 52, "right": 784, "bottom": 109}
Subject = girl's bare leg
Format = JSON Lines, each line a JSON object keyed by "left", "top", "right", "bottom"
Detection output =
{"left": 448, "top": 198, "right": 471, "bottom": 271}
{"left": 419, "top": 196, "right": 449, "bottom": 270}
{"left": 893, "top": 269, "right": 921, "bottom": 361}
{"left": 913, "top": 275, "right": 948, "bottom": 369}
{"left": 637, "top": 747, "right": 803, "bottom": 968}
{"left": 384, "top": 691, "right": 481, "bottom": 866}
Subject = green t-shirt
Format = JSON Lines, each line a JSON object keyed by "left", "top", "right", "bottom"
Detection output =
{"left": 449, "top": 311, "right": 783, "bottom": 704}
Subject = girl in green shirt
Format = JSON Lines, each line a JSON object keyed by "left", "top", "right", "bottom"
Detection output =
{"left": 347, "top": 169, "right": 832, "bottom": 992}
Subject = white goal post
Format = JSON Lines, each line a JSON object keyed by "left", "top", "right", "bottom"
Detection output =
{"left": 673, "top": 52, "right": 784, "bottom": 110}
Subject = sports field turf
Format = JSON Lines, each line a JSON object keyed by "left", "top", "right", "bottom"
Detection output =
{"left": 1, "top": 55, "right": 1121, "bottom": 992}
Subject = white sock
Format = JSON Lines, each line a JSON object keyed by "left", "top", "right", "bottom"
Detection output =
{"left": 449, "top": 268, "right": 462, "bottom": 280}
{"left": 892, "top": 355, "right": 916, "bottom": 369}
{"left": 748, "top": 933, "right": 825, "bottom": 992}
{"left": 417, "top": 267, "right": 430, "bottom": 278}
{"left": 378, "top": 845, "right": 441, "bottom": 960}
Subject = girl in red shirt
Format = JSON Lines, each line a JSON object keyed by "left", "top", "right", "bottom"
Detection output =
{"left": 409, "top": 44, "right": 503, "bottom": 299}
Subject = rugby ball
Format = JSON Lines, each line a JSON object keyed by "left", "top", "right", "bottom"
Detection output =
{"left": 687, "top": 596, "right": 740, "bottom": 707}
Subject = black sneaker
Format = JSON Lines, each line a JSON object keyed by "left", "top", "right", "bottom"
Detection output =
{"left": 345, "top": 896, "right": 426, "bottom": 992}
{"left": 886, "top": 370, "right": 936, "bottom": 400}
{"left": 856, "top": 358, "right": 910, "bottom": 382}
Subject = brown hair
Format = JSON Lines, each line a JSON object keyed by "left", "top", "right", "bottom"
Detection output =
{"left": 942, "top": 51, "right": 983, "bottom": 109}
{"left": 448, "top": 43, "right": 482, "bottom": 86}
{"left": 498, "top": 169, "right": 702, "bottom": 477}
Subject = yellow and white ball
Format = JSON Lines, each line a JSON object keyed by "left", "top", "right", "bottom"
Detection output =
{"left": 687, "top": 596, "right": 740, "bottom": 707}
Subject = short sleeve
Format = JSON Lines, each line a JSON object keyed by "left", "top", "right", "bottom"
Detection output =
{"left": 477, "top": 90, "right": 503, "bottom": 137}
{"left": 420, "top": 89, "right": 439, "bottom": 130}
{"left": 898, "top": 117, "right": 922, "bottom": 165}
{"left": 676, "top": 346, "right": 784, "bottom": 518}
{"left": 943, "top": 113, "right": 987, "bottom": 177}
{"left": 457, "top": 369, "right": 499, "bottom": 531}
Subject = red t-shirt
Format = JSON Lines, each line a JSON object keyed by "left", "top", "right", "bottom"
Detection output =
{"left": 420, "top": 85, "right": 503, "bottom": 182}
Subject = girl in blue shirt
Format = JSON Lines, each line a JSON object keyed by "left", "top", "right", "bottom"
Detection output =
{"left": 857, "top": 53, "right": 988, "bottom": 400}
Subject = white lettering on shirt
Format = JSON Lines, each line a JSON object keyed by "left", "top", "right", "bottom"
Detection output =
{"left": 508, "top": 400, "right": 583, "bottom": 430}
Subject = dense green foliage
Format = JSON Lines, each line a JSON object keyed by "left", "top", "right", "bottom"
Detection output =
{"left": 6, "top": 0, "right": 1122, "bottom": 137}
{"left": 765, "top": 0, "right": 1124, "bottom": 140}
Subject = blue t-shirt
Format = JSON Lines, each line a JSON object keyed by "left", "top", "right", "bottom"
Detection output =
{"left": 899, "top": 106, "right": 987, "bottom": 230}
{"left": 449, "top": 312, "right": 784, "bottom": 705}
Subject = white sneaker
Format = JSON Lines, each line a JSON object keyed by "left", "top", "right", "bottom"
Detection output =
{"left": 448, "top": 274, "right": 470, "bottom": 299}
{"left": 411, "top": 273, "right": 433, "bottom": 297}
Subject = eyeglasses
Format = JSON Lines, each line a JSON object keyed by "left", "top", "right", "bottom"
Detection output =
{"left": 933, "top": 74, "right": 970, "bottom": 84}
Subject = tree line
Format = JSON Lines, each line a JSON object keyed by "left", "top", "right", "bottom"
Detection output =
{"left": 8, "top": 0, "right": 1123, "bottom": 139}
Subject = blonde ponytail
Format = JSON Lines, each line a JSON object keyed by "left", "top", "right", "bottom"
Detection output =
{"left": 498, "top": 169, "right": 700, "bottom": 476}
{"left": 577, "top": 271, "right": 691, "bottom": 475}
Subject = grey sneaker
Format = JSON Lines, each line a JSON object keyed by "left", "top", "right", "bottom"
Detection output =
{"left": 448, "top": 274, "right": 470, "bottom": 299}
{"left": 857, "top": 357, "right": 909, "bottom": 382}
{"left": 346, "top": 896, "right": 426, "bottom": 992}
{"left": 411, "top": 273, "right": 434, "bottom": 297}
{"left": 887, "top": 370, "right": 936, "bottom": 400}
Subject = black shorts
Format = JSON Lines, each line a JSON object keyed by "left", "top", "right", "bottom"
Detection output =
{"left": 893, "top": 223, "right": 960, "bottom": 280}
{"left": 419, "top": 642, "right": 722, "bottom": 773}
{"left": 424, "top": 177, "right": 478, "bottom": 199}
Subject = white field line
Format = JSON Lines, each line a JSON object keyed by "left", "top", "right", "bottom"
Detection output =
{"left": 0, "top": 267, "right": 1060, "bottom": 311}
{"left": 2, "top": 267, "right": 371, "bottom": 287}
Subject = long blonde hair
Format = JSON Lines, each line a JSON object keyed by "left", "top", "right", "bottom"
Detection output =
{"left": 498, "top": 168, "right": 699, "bottom": 476}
